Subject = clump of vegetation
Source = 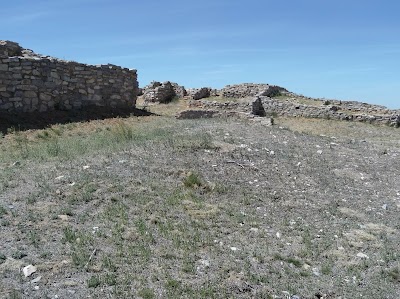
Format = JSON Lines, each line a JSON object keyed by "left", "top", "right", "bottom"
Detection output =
{"left": 0, "top": 253, "right": 6, "bottom": 264}
{"left": 0, "top": 205, "right": 7, "bottom": 217}
{"left": 269, "top": 90, "right": 283, "bottom": 98}
{"left": 113, "top": 121, "right": 134, "bottom": 141}
{"left": 183, "top": 172, "right": 203, "bottom": 188}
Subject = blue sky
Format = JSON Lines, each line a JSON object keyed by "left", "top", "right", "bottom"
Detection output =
{"left": 1, "top": 0, "right": 400, "bottom": 108}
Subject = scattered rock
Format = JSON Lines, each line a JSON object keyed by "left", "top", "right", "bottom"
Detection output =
{"left": 312, "top": 267, "right": 320, "bottom": 276}
{"left": 23, "top": 264, "right": 37, "bottom": 277}
{"left": 58, "top": 215, "right": 69, "bottom": 221}
{"left": 356, "top": 252, "right": 369, "bottom": 259}
{"left": 31, "top": 276, "right": 42, "bottom": 284}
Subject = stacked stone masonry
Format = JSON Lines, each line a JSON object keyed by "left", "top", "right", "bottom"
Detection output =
{"left": 189, "top": 97, "right": 400, "bottom": 127}
{"left": 221, "top": 83, "right": 286, "bottom": 98}
{"left": 0, "top": 40, "right": 138, "bottom": 113}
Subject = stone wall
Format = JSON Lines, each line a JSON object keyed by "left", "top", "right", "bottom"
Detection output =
{"left": 221, "top": 83, "right": 286, "bottom": 98}
{"left": 0, "top": 41, "right": 138, "bottom": 113}
{"left": 189, "top": 97, "right": 400, "bottom": 127}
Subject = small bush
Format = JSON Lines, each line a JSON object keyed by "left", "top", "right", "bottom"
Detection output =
{"left": 183, "top": 172, "right": 202, "bottom": 188}
{"left": 88, "top": 275, "right": 101, "bottom": 288}
{"left": 269, "top": 90, "right": 283, "bottom": 98}
{"left": 0, "top": 205, "right": 7, "bottom": 217}
{"left": 0, "top": 252, "right": 6, "bottom": 264}
{"left": 138, "top": 288, "right": 155, "bottom": 299}
{"left": 113, "top": 121, "right": 134, "bottom": 141}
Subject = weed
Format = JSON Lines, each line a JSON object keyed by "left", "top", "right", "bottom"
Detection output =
{"left": 386, "top": 267, "right": 399, "bottom": 282}
{"left": 165, "top": 278, "right": 181, "bottom": 291}
{"left": 113, "top": 121, "right": 134, "bottom": 141}
{"left": 36, "top": 130, "right": 51, "bottom": 140}
{"left": 11, "top": 251, "right": 27, "bottom": 259}
{"left": 174, "top": 132, "right": 214, "bottom": 150}
{"left": 46, "top": 139, "right": 61, "bottom": 157}
{"left": 129, "top": 242, "right": 152, "bottom": 261}
{"left": 135, "top": 218, "right": 148, "bottom": 236}
{"left": 7, "top": 290, "right": 22, "bottom": 299}
{"left": 0, "top": 252, "right": 6, "bottom": 264}
{"left": 28, "top": 231, "right": 40, "bottom": 248}
{"left": 1, "top": 219, "right": 10, "bottom": 227}
{"left": 102, "top": 255, "right": 118, "bottom": 272}
{"left": 273, "top": 253, "right": 302, "bottom": 268}
{"left": 138, "top": 288, "right": 155, "bottom": 299}
{"left": 270, "top": 90, "right": 283, "bottom": 98}
{"left": 183, "top": 172, "right": 202, "bottom": 188}
{"left": 104, "top": 201, "right": 129, "bottom": 224}
{"left": 12, "top": 131, "right": 29, "bottom": 158}
{"left": 50, "top": 126, "right": 63, "bottom": 136}
{"left": 0, "top": 205, "right": 7, "bottom": 217}
{"left": 321, "top": 261, "right": 333, "bottom": 275}
{"left": 62, "top": 226, "right": 77, "bottom": 244}
{"left": 286, "top": 257, "right": 302, "bottom": 268}
{"left": 71, "top": 247, "right": 90, "bottom": 268}
{"left": 182, "top": 255, "right": 196, "bottom": 274}
{"left": 88, "top": 275, "right": 102, "bottom": 288}
{"left": 104, "top": 273, "right": 117, "bottom": 286}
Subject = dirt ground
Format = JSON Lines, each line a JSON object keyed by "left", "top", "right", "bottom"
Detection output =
{"left": 0, "top": 101, "right": 399, "bottom": 298}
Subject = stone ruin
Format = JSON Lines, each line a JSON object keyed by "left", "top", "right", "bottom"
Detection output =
{"left": 142, "top": 81, "right": 214, "bottom": 103}
{"left": 188, "top": 94, "right": 400, "bottom": 127}
{"left": 140, "top": 80, "right": 399, "bottom": 127}
{"left": 0, "top": 40, "right": 138, "bottom": 113}
{"left": 142, "top": 81, "right": 186, "bottom": 103}
{"left": 2, "top": 40, "right": 398, "bottom": 128}
{"left": 187, "top": 87, "right": 212, "bottom": 100}
{"left": 221, "top": 83, "right": 286, "bottom": 98}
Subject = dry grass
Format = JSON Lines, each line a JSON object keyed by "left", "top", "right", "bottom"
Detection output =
{"left": 275, "top": 116, "right": 400, "bottom": 148}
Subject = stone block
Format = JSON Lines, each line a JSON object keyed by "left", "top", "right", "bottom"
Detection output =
{"left": 1, "top": 91, "right": 11, "bottom": 97}
{"left": 24, "top": 91, "right": 37, "bottom": 97}
{"left": 9, "top": 97, "right": 22, "bottom": 102}
{"left": 0, "top": 102, "right": 12, "bottom": 110}
{"left": 0, "top": 64, "right": 8, "bottom": 71}
{"left": 39, "top": 93, "right": 52, "bottom": 102}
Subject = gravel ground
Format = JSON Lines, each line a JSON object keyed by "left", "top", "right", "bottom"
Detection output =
{"left": 0, "top": 115, "right": 399, "bottom": 299}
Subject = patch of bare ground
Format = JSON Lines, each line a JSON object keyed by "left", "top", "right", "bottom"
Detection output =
{"left": 0, "top": 111, "right": 399, "bottom": 298}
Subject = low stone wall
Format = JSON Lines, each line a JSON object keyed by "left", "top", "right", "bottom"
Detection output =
{"left": 189, "top": 97, "right": 400, "bottom": 127}
{"left": 0, "top": 41, "right": 138, "bottom": 113}
{"left": 221, "top": 83, "right": 286, "bottom": 98}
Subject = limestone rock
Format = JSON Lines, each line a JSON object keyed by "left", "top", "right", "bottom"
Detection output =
{"left": 221, "top": 83, "right": 286, "bottom": 98}
{"left": 143, "top": 81, "right": 186, "bottom": 103}
{"left": 188, "top": 87, "right": 211, "bottom": 100}
{"left": 251, "top": 97, "right": 266, "bottom": 116}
